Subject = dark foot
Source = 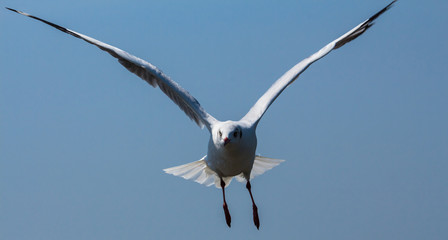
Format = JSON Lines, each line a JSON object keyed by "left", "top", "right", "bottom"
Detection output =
{"left": 223, "top": 203, "right": 231, "bottom": 227}
{"left": 253, "top": 204, "right": 260, "bottom": 229}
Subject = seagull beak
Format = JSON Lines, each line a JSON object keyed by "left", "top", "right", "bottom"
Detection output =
{"left": 223, "top": 137, "right": 230, "bottom": 146}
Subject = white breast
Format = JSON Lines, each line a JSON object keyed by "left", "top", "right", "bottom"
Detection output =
{"left": 206, "top": 124, "right": 257, "bottom": 178}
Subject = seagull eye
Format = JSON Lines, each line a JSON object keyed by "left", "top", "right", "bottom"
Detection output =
{"left": 218, "top": 131, "right": 222, "bottom": 138}
{"left": 233, "top": 131, "right": 238, "bottom": 138}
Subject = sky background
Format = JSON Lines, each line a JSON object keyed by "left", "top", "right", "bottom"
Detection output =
{"left": 1, "top": 0, "right": 447, "bottom": 239}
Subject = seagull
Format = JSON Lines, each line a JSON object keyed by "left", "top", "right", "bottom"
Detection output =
{"left": 6, "top": 1, "right": 395, "bottom": 229}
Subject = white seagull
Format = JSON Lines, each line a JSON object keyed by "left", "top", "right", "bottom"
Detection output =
{"left": 7, "top": 1, "right": 395, "bottom": 229}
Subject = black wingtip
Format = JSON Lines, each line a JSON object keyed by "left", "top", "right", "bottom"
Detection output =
{"left": 5, "top": 7, "right": 25, "bottom": 15}
{"left": 5, "top": 7, "right": 80, "bottom": 39}
{"left": 334, "top": 0, "right": 396, "bottom": 49}
{"left": 6, "top": 7, "right": 17, "bottom": 12}
{"left": 5, "top": 7, "right": 33, "bottom": 19}
{"left": 368, "top": 0, "right": 397, "bottom": 23}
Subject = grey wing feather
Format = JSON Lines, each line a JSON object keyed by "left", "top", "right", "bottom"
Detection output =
{"left": 241, "top": 1, "right": 396, "bottom": 126}
{"left": 6, "top": 7, "right": 217, "bottom": 130}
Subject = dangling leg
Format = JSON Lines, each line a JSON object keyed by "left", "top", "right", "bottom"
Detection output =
{"left": 246, "top": 181, "right": 260, "bottom": 229}
{"left": 221, "top": 178, "right": 231, "bottom": 227}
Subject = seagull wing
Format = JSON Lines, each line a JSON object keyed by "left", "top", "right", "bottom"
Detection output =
{"left": 241, "top": 1, "right": 396, "bottom": 126}
{"left": 6, "top": 7, "right": 217, "bottom": 130}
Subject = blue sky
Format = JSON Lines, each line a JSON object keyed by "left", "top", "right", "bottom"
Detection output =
{"left": 1, "top": 0, "right": 447, "bottom": 239}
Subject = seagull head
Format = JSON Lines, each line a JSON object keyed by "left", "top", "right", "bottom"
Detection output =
{"left": 213, "top": 122, "right": 243, "bottom": 148}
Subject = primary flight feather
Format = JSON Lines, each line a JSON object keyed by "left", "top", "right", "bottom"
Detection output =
{"left": 6, "top": 0, "right": 396, "bottom": 229}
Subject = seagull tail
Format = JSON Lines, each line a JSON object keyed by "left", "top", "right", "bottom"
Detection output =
{"left": 164, "top": 155, "right": 284, "bottom": 188}
{"left": 235, "top": 155, "right": 285, "bottom": 182}
{"left": 164, "top": 156, "right": 227, "bottom": 188}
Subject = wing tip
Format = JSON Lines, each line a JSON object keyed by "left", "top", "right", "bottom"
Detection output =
{"left": 5, "top": 7, "right": 31, "bottom": 18}
{"left": 6, "top": 7, "right": 21, "bottom": 14}
{"left": 367, "top": 0, "right": 397, "bottom": 23}
{"left": 334, "top": 0, "right": 396, "bottom": 49}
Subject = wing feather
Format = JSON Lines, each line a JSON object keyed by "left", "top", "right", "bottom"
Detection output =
{"left": 6, "top": 7, "right": 217, "bottom": 130}
{"left": 241, "top": 1, "right": 396, "bottom": 126}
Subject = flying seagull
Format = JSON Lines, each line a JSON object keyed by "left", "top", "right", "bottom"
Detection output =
{"left": 6, "top": 1, "right": 396, "bottom": 229}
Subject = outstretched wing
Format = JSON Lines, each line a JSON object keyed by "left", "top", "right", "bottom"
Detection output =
{"left": 241, "top": 1, "right": 396, "bottom": 126}
{"left": 6, "top": 8, "right": 217, "bottom": 130}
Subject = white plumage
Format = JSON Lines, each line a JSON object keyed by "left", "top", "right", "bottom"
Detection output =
{"left": 6, "top": 0, "right": 396, "bottom": 229}
{"left": 163, "top": 155, "right": 284, "bottom": 188}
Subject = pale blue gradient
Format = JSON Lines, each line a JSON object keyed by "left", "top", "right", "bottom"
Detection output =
{"left": 1, "top": 0, "right": 447, "bottom": 239}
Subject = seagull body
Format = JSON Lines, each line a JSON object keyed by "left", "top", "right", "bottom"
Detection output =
{"left": 207, "top": 121, "right": 256, "bottom": 179}
{"left": 6, "top": 1, "right": 396, "bottom": 229}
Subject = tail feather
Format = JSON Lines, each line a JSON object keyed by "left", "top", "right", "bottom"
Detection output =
{"left": 236, "top": 155, "right": 285, "bottom": 182}
{"left": 164, "top": 155, "right": 284, "bottom": 187}
{"left": 163, "top": 159, "right": 203, "bottom": 179}
{"left": 250, "top": 155, "right": 285, "bottom": 179}
{"left": 196, "top": 168, "right": 216, "bottom": 186}
{"left": 163, "top": 156, "right": 217, "bottom": 187}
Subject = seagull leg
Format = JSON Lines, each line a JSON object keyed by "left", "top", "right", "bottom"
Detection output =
{"left": 246, "top": 181, "right": 260, "bottom": 229}
{"left": 221, "top": 178, "right": 231, "bottom": 227}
